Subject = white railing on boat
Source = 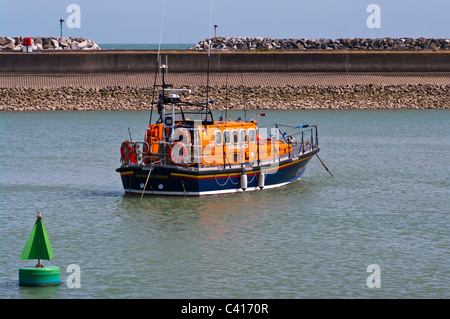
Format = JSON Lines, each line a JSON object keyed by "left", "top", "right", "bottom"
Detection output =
{"left": 121, "top": 125, "right": 318, "bottom": 168}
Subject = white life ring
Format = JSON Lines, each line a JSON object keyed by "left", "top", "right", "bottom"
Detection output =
{"left": 169, "top": 142, "right": 189, "bottom": 164}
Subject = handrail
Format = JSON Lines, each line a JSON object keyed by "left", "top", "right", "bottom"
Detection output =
{"left": 123, "top": 124, "right": 318, "bottom": 168}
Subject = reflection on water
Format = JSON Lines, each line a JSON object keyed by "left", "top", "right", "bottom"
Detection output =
{"left": 115, "top": 179, "right": 317, "bottom": 243}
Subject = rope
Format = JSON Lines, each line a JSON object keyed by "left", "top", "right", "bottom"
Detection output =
{"left": 140, "top": 166, "right": 153, "bottom": 200}
{"left": 215, "top": 174, "right": 230, "bottom": 187}
{"left": 248, "top": 173, "right": 257, "bottom": 184}
{"left": 229, "top": 175, "right": 240, "bottom": 185}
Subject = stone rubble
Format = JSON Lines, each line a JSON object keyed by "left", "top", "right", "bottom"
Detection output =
{"left": 189, "top": 37, "right": 450, "bottom": 51}
{"left": 1, "top": 84, "right": 448, "bottom": 111}
{"left": 0, "top": 36, "right": 101, "bottom": 51}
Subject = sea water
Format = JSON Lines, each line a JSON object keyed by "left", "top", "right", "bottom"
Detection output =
{"left": 98, "top": 43, "right": 194, "bottom": 50}
{"left": 0, "top": 109, "right": 449, "bottom": 299}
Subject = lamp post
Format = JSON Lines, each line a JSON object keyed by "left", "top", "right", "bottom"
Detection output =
{"left": 60, "top": 19, "right": 65, "bottom": 37}
{"left": 214, "top": 25, "right": 218, "bottom": 38}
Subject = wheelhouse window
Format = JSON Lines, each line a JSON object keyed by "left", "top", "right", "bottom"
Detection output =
{"left": 248, "top": 128, "right": 256, "bottom": 143}
{"left": 214, "top": 130, "right": 223, "bottom": 146}
{"left": 232, "top": 130, "right": 239, "bottom": 144}
{"left": 240, "top": 129, "right": 248, "bottom": 144}
{"left": 223, "top": 130, "right": 231, "bottom": 145}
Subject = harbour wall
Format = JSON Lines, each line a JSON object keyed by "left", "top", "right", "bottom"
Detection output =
{"left": 2, "top": 83, "right": 448, "bottom": 111}
{"left": 1, "top": 51, "right": 449, "bottom": 74}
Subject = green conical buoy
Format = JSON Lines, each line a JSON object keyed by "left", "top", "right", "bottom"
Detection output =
{"left": 19, "top": 212, "right": 60, "bottom": 287}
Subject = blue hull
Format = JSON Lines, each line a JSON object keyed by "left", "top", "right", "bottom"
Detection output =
{"left": 116, "top": 148, "right": 318, "bottom": 196}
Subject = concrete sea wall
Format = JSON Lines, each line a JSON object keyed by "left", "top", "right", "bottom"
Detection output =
{"left": 1, "top": 51, "right": 450, "bottom": 74}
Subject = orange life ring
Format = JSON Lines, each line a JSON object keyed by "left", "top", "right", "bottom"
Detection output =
{"left": 120, "top": 141, "right": 137, "bottom": 164}
{"left": 169, "top": 142, "right": 189, "bottom": 164}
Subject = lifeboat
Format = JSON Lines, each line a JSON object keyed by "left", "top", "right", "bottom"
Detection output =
{"left": 116, "top": 63, "right": 320, "bottom": 197}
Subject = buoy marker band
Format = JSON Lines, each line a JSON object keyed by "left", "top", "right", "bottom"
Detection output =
{"left": 19, "top": 266, "right": 61, "bottom": 287}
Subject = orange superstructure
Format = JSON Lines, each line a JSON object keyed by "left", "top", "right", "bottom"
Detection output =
{"left": 141, "top": 118, "right": 294, "bottom": 168}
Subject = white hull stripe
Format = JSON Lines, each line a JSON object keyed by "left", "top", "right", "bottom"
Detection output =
{"left": 126, "top": 178, "right": 300, "bottom": 196}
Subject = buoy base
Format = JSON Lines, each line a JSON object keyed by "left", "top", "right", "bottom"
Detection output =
{"left": 19, "top": 266, "right": 60, "bottom": 287}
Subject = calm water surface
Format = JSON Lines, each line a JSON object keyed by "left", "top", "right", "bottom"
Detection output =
{"left": 98, "top": 43, "right": 194, "bottom": 50}
{"left": 1, "top": 110, "right": 449, "bottom": 299}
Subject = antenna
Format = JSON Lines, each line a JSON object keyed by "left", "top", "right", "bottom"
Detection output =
{"left": 241, "top": 73, "right": 247, "bottom": 122}
{"left": 158, "top": 55, "right": 162, "bottom": 79}
{"left": 224, "top": 69, "right": 228, "bottom": 121}
{"left": 160, "top": 60, "right": 168, "bottom": 96}
{"left": 165, "top": 55, "right": 169, "bottom": 79}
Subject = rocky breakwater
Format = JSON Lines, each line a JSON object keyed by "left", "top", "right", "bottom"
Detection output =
{"left": 1, "top": 84, "right": 448, "bottom": 111}
{"left": 189, "top": 37, "right": 450, "bottom": 51}
{"left": 0, "top": 36, "right": 101, "bottom": 51}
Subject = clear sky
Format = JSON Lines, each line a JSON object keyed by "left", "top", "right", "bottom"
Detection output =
{"left": 1, "top": 0, "right": 449, "bottom": 44}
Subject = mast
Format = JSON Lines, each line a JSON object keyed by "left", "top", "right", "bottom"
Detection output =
{"left": 160, "top": 61, "right": 169, "bottom": 141}
{"left": 205, "top": 0, "right": 212, "bottom": 108}
{"left": 241, "top": 73, "right": 247, "bottom": 122}
{"left": 149, "top": 0, "right": 167, "bottom": 125}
